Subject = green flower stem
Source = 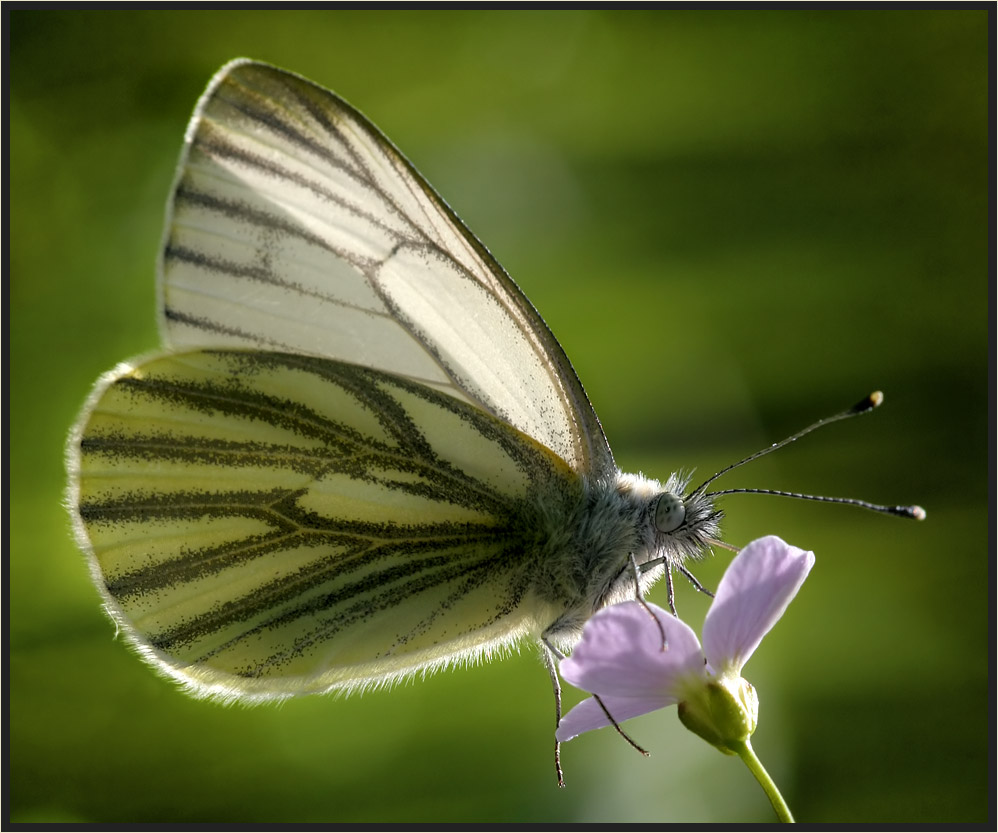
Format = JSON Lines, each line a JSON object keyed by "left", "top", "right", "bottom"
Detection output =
{"left": 730, "top": 738, "right": 795, "bottom": 823}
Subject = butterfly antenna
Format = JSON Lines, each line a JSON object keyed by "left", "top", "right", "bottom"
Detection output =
{"left": 690, "top": 391, "right": 926, "bottom": 521}
{"left": 705, "top": 487, "right": 925, "bottom": 519}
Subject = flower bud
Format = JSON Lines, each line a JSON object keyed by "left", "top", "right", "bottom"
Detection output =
{"left": 677, "top": 676, "right": 759, "bottom": 755}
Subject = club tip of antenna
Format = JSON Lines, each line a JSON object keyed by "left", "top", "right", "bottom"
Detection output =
{"left": 888, "top": 504, "right": 926, "bottom": 520}
{"left": 888, "top": 504, "right": 925, "bottom": 521}
{"left": 851, "top": 391, "right": 884, "bottom": 414}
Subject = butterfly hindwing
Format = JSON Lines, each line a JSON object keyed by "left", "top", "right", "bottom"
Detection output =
{"left": 72, "top": 349, "right": 580, "bottom": 700}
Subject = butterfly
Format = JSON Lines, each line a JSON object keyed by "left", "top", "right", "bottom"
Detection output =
{"left": 66, "top": 60, "right": 922, "bottom": 764}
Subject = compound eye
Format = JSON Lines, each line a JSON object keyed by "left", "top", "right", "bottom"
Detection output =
{"left": 654, "top": 493, "right": 686, "bottom": 533}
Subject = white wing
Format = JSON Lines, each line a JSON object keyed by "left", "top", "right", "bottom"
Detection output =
{"left": 72, "top": 349, "right": 580, "bottom": 700}
{"left": 159, "top": 59, "right": 614, "bottom": 477}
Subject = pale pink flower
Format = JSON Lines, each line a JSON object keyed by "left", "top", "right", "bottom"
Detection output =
{"left": 557, "top": 535, "right": 815, "bottom": 746}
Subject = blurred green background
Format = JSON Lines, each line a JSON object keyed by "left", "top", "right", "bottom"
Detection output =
{"left": 10, "top": 8, "right": 990, "bottom": 825}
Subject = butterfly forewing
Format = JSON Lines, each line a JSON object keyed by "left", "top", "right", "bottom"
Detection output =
{"left": 160, "top": 60, "right": 613, "bottom": 476}
{"left": 74, "top": 350, "right": 580, "bottom": 699}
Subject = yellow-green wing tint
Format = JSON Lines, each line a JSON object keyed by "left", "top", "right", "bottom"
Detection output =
{"left": 69, "top": 350, "right": 580, "bottom": 701}
{"left": 160, "top": 59, "right": 614, "bottom": 477}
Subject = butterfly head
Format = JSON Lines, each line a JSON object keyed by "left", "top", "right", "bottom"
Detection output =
{"left": 644, "top": 473, "right": 723, "bottom": 568}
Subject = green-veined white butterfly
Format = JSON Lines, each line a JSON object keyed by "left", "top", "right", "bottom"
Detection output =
{"left": 66, "top": 60, "right": 923, "bottom": 764}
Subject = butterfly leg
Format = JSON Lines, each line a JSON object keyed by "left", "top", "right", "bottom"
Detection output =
{"left": 628, "top": 553, "right": 668, "bottom": 650}
{"left": 676, "top": 562, "right": 715, "bottom": 598}
{"left": 540, "top": 640, "right": 566, "bottom": 788}
{"left": 543, "top": 634, "right": 650, "bottom": 779}
{"left": 637, "top": 556, "right": 714, "bottom": 614}
{"left": 664, "top": 564, "right": 677, "bottom": 615}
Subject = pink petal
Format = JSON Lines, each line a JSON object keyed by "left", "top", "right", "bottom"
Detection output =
{"left": 556, "top": 694, "right": 670, "bottom": 742}
{"left": 559, "top": 601, "right": 705, "bottom": 700}
{"left": 702, "top": 535, "right": 815, "bottom": 674}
